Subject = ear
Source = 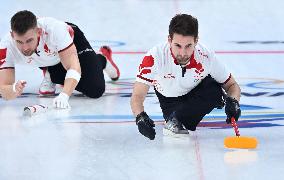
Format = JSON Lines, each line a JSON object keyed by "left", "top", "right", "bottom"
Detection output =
{"left": 168, "top": 35, "right": 172, "bottom": 43}
{"left": 10, "top": 31, "right": 14, "bottom": 38}
{"left": 195, "top": 36, "right": 199, "bottom": 44}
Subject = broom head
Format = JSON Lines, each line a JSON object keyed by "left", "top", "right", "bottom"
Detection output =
{"left": 224, "top": 136, "right": 258, "bottom": 149}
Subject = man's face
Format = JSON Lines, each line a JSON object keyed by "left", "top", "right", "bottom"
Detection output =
{"left": 168, "top": 33, "right": 197, "bottom": 65}
{"left": 11, "top": 28, "right": 40, "bottom": 56}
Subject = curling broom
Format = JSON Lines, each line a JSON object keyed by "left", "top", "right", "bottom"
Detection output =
{"left": 224, "top": 117, "right": 258, "bottom": 149}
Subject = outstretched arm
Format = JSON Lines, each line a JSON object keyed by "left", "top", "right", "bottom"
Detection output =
{"left": 131, "top": 82, "right": 156, "bottom": 140}
{"left": 222, "top": 75, "right": 241, "bottom": 101}
{"left": 58, "top": 44, "right": 81, "bottom": 96}
{"left": 130, "top": 82, "right": 150, "bottom": 116}
{"left": 0, "top": 68, "right": 26, "bottom": 100}
{"left": 222, "top": 75, "right": 241, "bottom": 123}
{"left": 53, "top": 44, "right": 81, "bottom": 108}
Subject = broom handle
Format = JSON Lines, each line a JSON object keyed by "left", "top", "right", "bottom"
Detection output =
{"left": 231, "top": 117, "right": 240, "bottom": 137}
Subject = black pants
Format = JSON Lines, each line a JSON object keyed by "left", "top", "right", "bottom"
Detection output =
{"left": 46, "top": 23, "right": 107, "bottom": 98}
{"left": 155, "top": 75, "right": 224, "bottom": 131}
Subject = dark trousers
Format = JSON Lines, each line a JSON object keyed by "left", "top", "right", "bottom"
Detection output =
{"left": 47, "top": 23, "right": 107, "bottom": 98}
{"left": 155, "top": 75, "right": 224, "bottom": 131}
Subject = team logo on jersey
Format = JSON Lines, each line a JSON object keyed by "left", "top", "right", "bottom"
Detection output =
{"left": 44, "top": 44, "right": 50, "bottom": 53}
{"left": 139, "top": 55, "right": 154, "bottom": 75}
{"left": 197, "top": 49, "right": 209, "bottom": 59}
{"left": 186, "top": 54, "right": 204, "bottom": 75}
{"left": 44, "top": 44, "right": 56, "bottom": 56}
{"left": 26, "top": 57, "right": 33, "bottom": 64}
{"left": 164, "top": 73, "right": 175, "bottom": 79}
{"left": 0, "top": 48, "right": 7, "bottom": 67}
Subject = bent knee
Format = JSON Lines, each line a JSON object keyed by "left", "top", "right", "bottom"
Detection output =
{"left": 84, "top": 85, "right": 105, "bottom": 98}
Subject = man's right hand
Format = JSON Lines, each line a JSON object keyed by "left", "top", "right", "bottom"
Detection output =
{"left": 0, "top": 80, "right": 26, "bottom": 100}
{"left": 13, "top": 80, "right": 26, "bottom": 96}
{"left": 136, "top": 111, "right": 156, "bottom": 140}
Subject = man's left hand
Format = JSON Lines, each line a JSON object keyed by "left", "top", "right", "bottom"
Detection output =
{"left": 53, "top": 92, "right": 70, "bottom": 109}
{"left": 136, "top": 111, "right": 156, "bottom": 140}
{"left": 225, "top": 96, "right": 241, "bottom": 124}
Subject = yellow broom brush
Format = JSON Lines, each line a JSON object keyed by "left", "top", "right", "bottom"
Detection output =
{"left": 224, "top": 117, "right": 258, "bottom": 149}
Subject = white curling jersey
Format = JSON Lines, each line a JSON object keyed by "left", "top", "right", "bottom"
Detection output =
{"left": 0, "top": 17, "right": 74, "bottom": 69}
{"left": 136, "top": 42, "right": 231, "bottom": 97}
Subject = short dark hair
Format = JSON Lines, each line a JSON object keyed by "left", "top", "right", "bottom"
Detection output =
{"left": 11, "top": 10, "right": 37, "bottom": 35}
{"left": 169, "top": 14, "right": 198, "bottom": 40}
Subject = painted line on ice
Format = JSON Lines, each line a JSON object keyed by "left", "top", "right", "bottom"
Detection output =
{"left": 112, "top": 50, "right": 284, "bottom": 55}
{"left": 64, "top": 113, "right": 284, "bottom": 120}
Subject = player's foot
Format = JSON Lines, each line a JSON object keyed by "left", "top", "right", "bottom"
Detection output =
{"left": 39, "top": 72, "right": 56, "bottom": 96}
{"left": 163, "top": 112, "right": 189, "bottom": 136}
{"left": 99, "top": 46, "right": 120, "bottom": 81}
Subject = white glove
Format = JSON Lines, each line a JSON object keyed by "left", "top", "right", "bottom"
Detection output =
{"left": 53, "top": 92, "right": 70, "bottom": 109}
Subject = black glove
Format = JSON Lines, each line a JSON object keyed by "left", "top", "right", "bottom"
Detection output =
{"left": 136, "top": 111, "right": 156, "bottom": 140}
{"left": 225, "top": 96, "right": 241, "bottom": 124}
